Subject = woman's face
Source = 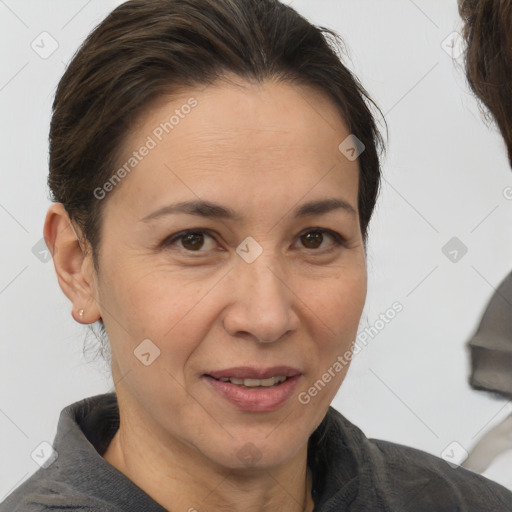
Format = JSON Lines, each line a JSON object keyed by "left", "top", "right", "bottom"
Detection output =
{"left": 91, "top": 77, "right": 367, "bottom": 469}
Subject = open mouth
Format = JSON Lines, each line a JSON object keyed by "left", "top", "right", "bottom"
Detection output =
{"left": 207, "top": 375, "right": 289, "bottom": 388}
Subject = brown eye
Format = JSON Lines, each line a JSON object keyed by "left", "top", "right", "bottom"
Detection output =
{"left": 181, "top": 232, "right": 205, "bottom": 251}
{"left": 300, "top": 231, "right": 324, "bottom": 249}
{"left": 297, "top": 229, "right": 343, "bottom": 251}
{"left": 162, "top": 230, "right": 217, "bottom": 252}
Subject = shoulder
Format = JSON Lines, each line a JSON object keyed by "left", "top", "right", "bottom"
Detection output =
{"left": 0, "top": 393, "right": 122, "bottom": 512}
{"left": 0, "top": 473, "right": 116, "bottom": 512}
{"left": 318, "top": 406, "right": 512, "bottom": 511}
{"left": 367, "top": 437, "right": 512, "bottom": 509}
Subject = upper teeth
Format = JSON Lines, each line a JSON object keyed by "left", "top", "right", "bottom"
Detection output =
{"left": 219, "top": 376, "right": 288, "bottom": 387}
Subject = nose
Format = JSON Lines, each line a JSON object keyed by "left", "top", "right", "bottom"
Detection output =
{"left": 222, "top": 255, "right": 299, "bottom": 344}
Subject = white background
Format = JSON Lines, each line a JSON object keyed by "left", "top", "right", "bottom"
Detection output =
{"left": 2, "top": 0, "right": 512, "bottom": 499}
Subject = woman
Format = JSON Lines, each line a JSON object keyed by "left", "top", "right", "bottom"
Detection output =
{"left": 1, "top": 0, "right": 511, "bottom": 510}
{"left": 458, "top": 0, "right": 512, "bottom": 491}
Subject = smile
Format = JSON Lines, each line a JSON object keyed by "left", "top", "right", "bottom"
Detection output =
{"left": 203, "top": 373, "right": 301, "bottom": 412}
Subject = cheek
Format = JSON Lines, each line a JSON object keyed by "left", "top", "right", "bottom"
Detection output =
{"left": 102, "top": 257, "right": 199, "bottom": 332}
{"left": 300, "top": 270, "right": 366, "bottom": 407}
{"left": 315, "top": 267, "right": 367, "bottom": 337}
{"left": 98, "top": 260, "right": 212, "bottom": 374}
{"left": 308, "top": 267, "right": 366, "bottom": 380}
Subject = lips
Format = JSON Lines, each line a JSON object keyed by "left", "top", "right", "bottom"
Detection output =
{"left": 203, "top": 366, "right": 303, "bottom": 411}
{"left": 205, "top": 366, "right": 301, "bottom": 380}
{"left": 203, "top": 373, "right": 302, "bottom": 412}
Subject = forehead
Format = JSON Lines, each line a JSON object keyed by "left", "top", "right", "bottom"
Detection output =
{"left": 107, "top": 77, "right": 359, "bottom": 217}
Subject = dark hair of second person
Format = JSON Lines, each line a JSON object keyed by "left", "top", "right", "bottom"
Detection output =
{"left": 459, "top": 0, "right": 512, "bottom": 167}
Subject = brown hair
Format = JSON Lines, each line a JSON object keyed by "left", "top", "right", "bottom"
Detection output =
{"left": 459, "top": 0, "right": 512, "bottom": 167}
{"left": 48, "top": 0, "right": 385, "bottom": 354}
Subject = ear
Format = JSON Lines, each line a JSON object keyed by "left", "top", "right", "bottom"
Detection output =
{"left": 43, "top": 203, "right": 102, "bottom": 324}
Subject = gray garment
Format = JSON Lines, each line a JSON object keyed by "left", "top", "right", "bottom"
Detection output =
{"left": 1, "top": 392, "right": 512, "bottom": 511}
{"left": 468, "top": 269, "right": 512, "bottom": 399}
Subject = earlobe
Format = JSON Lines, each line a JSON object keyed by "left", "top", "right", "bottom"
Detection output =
{"left": 43, "top": 203, "right": 102, "bottom": 324}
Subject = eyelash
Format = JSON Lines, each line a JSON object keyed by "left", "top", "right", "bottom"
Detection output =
{"left": 160, "top": 227, "right": 346, "bottom": 255}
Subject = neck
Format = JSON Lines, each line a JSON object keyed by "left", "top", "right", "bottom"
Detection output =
{"left": 103, "top": 400, "right": 315, "bottom": 512}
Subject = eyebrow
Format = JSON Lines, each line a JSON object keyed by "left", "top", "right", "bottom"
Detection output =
{"left": 140, "top": 197, "right": 356, "bottom": 223}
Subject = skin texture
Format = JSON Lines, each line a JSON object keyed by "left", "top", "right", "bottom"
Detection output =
{"left": 44, "top": 76, "right": 367, "bottom": 512}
